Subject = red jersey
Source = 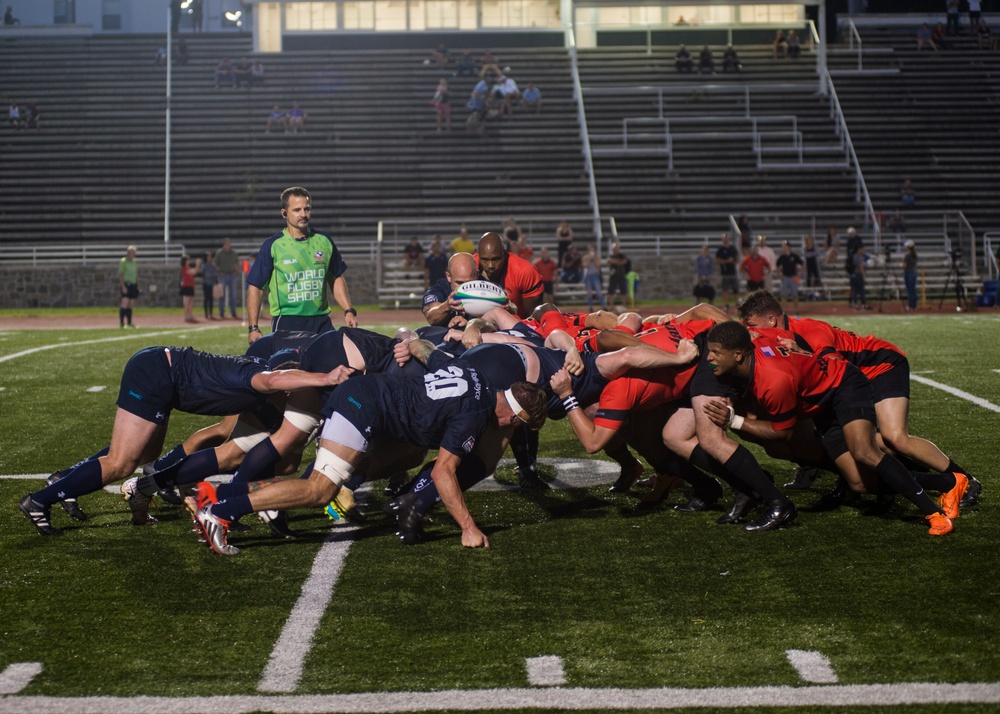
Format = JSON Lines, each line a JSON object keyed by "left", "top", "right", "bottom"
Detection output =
{"left": 475, "top": 252, "right": 543, "bottom": 318}
{"left": 779, "top": 315, "right": 906, "bottom": 382}
{"left": 748, "top": 334, "right": 847, "bottom": 430}
{"left": 633, "top": 318, "right": 716, "bottom": 351}
{"left": 533, "top": 257, "right": 558, "bottom": 283}
{"left": 533, "top": 310, "right": 604, "bottom": 352}
{"left": 741, "top": 255, "right": 769, "bottom": 283}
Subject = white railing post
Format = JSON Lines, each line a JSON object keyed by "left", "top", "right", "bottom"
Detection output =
{"left": 568, "top": 27, "right": 603, "bottom": 247}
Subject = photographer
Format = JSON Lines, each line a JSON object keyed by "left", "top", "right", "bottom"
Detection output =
{"left": 903, "top": 240, "right": 918, "bottom": 311}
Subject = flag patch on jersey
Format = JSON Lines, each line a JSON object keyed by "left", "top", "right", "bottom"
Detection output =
{"left": 462, "top": 436, "right": 476, "bottom": 453}
{"left": 760, "top": 346, "right": 776, "bottom": 357}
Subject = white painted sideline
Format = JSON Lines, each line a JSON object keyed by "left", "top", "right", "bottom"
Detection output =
{"left": 2, "top": 682, "right": 999, "bottom": 713}
{"left": 525, "top": 656, "right": 567, "bottom": 687}
{"left": 910, "top": 375, "right": 1000, "bottom": 414}
{"left": 0, "top": 663, "right": 43, "bottom": 695}
{"left": 0, "top": 326, "right": 219, "bottom": 364}
{"left": 785, "top": 650, "right": 838, "bottom": 684}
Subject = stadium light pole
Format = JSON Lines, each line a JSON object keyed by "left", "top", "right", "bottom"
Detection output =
{"left": 164, "top": 6, "right": 172, "bottom": 259}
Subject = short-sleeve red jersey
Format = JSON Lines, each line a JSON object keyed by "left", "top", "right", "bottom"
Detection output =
{"left": 475, "top": 252, "right": 544, "bottom": 318}
{"left": 780, "top": 315, "right": 906, "bottom": 381}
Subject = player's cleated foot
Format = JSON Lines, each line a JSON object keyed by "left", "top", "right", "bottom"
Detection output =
{"left": 716, "top": 492, "right": 760, "bottom": 524}
{"left": 938, "top": 473, "right": 968, "bottom": 520}
{"left": 926, "top": 512, "right": 953, "bottom": 536}
{"left": 743, "top": 499, "right": 797, "bottom": 532}
{"left": 325, "top": 488, "right": 365, "bottom": 524}
{"left": 608, "top": 461, "right": 644, "bottom": 493}
{"left": 785, "top": 466, "right": 821, "bottom": 490}
{"left": 864, "top": 493, "right": 896, "bottom": 516}
{"left": 19, "top": 495, "right": 62, "bottom": 536}
{"left": 674, "top": 479, "right": 724, "bottom": 512}
{"left": 383, "top": 471, "right": 410, "bottom": 499}
{"left": 196, "top": 506, "right": 239, "bottom": 555}
{"left": 960, "top": 474, "right": 981, "bottom": 508}
{"left": 194, "top": 481, "right": 218, "bottom": 512}
{"left": 259, "top": 509, "right": 298, "bottom": 538}
{"left": 812, "top": 477, "right": 860, "bottom": 511}
{"left": 157, "top": 488, "right": 185, "bottom": 506}
{"left": 518, "top": 470, "right": 551, "bottom": 491}
{"left": 121, "top": 477, "right": 157, "bottom": 526}
{"left": 46, "top": 471, "right": 88, "bottom": 522}
{"left": 389, "top": 492, "right": 426, "bottom": 545}
{"left": 638, "top": 474, "right": 682, "bottom": 505}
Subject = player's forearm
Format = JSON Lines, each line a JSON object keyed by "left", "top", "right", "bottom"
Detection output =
{"left": 407, "top": 339, "right": 438, "bottom": 366}
{"left": 430, "top": 460, "right": 476, "bottom": 531}
{"left": 565, "top": 406, "right": 610, "bottom": 454}
{"left": 423, "top": 302, "right": 453, "bottom": 326}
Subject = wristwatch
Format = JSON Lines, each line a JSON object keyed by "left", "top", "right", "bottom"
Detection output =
{"left": 248, "top": 325, "right": 260, "bottom": 334}
{"left": 344, "top": 308, "right": 357, "bottom": 316}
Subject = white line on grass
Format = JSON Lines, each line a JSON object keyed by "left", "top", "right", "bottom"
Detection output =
{"left": 0, "top": 663, "right": 43, "bottom": 695}
{"left": 0, "top": 327, "right": 219, "bottom": 364}
{"left": 525, "top": 656, "right": 567, "bottom": 687}
{"left": 910, "top": 375, "right": 1000, "bottom": 414}
{"left": 2, "top": 682, "right": 999, "bottom": 713}
{"left": 85, "top": 386, "right": 106, "bottom": 393}
{"left": 785, "top": 650, "right": 838, "bottom": 684}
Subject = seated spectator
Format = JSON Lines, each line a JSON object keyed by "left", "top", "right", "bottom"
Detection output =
{"left": 722, "top": 44, "right": 742, "bottom": 72}
{"left": 233, "top": 56, "right": 253, "bottom": 87}
{"left": 787, "top": 29, "right": 801, "bottom": 58}
{"left": 287, "top": 102, "right": 307, "bottom": 133}
{"left": 465, "top": 89, "right": 488, "bottom": 136}
{"left": 887, "top": 209, "right": 907, "bottom": 234}
{"left": 473, "top": 76, "right": 490, "bottom": 97}
{"left": 560, "top": 243, "right": 583, "bottom": 284}
{"left": 7, "top": 102, "right": 22, "bottom": 129}
{"left": 976, "top": 18, "right": 996, "bottom": 50}
{"left": 455, "top": 49, "right": 476, "bottom": 77}
{"left": 402, "top": 236, "right": 425, "bottom": 272}
{"left": 900, "top": 178, "right": 916, "bottom": 206}
{"left": 265, "top": 105, "right": 286, "bottom": 133}
{"left": 917, "top": 23, "right": 939, "bottom": 53}
{"left": 431, "top": 78, "right": 451, "bottom": 132}
{"left": 498, "top": 74, "right": 519, "bottom": 117}
{"left": 773, "top": 29, "right": 788, "bottom": 59}
{"left": 931, "top": 22, "right": 950, "bottom": 50}
{"left": 213, "top": 57, "right": 235, "bottom": 89}
{"left": 430, "top": 42, "right": 450, "bottom": 69}
{"left": 675, "top": 44, "right": 694, "bottom": 73}
{"left": 4, "top": 5, "right": 19, "bottom": 25}
{"left": 249, "top": 60, "right": 265, "bottom": 87}
{"left": 520, "top": 82, "right": 542, "bottom": 112}
{"left": 479, "top": 49, "right": 502, "bottom": 79}
{"left": 173, "top": 38, "right": 189, "bottom": 65}
{"left": 699, "top": 45, "right": 715, "bottom": 74}
{"left": 155, "top": 45, "right": 168, "bottom": 66}
{"left": 22, "top": 101, "right": 39, "bottom": 129}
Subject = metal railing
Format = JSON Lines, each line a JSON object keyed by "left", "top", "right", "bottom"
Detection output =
{"left": 567, "top": 25, "right": 604, "bottom": 251}
{"left": 845, "top": 17, "right": 864, "bottom": 71}
{"left": 984, "top": 233, "right": 999, "bottom": 281}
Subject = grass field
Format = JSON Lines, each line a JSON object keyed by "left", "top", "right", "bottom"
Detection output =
{"left": 1, "top": 313, "right": 999, "bottom": 714}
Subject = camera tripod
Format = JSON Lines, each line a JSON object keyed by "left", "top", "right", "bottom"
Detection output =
{"left": 938, "top": 257, "right": 969, "bottom": 311}
{"left": 877, "top": 248, "right": 901, "bottom": 313}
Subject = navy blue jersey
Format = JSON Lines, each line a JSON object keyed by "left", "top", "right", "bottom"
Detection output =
{"left": 244, "top": 331, "right": 319, "bottom": 362}
{"left": 422, "top": 278, "right": 452, "bottom": 309}
{"left": 534, "top": 350, "right": 610, "bottom": 418}
{"left": 444, "top": 343, "right": 529, "bottom": 389}
{"left": 324, "top": 367, "right": 495, "bottom": 456}
{"left": 168, "top": 347, "right": 271, "bottom": 415}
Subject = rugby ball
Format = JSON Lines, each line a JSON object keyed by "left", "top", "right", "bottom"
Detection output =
{"left": 455, "top": 279, "right": 507, "bottom": 317}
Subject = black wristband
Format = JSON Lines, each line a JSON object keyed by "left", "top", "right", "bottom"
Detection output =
{"left": 248, "top": 325, "right": 260, "bottom": 334}
{"left": 344, "top": 308, "right": 357, "bottom": 316}
{"left": 561, "top": 395, "right": 580, "bottom": 413}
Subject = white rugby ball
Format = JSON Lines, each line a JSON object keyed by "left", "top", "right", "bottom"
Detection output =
{"left": 455, "top": 279, "right": 507, "bottom": 317}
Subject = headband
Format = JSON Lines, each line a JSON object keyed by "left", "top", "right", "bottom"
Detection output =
{"left": 504, "top": 388, "right": 529, "bottom": 422}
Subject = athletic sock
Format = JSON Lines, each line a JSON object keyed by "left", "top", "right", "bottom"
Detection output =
{"left": 231, "top": 439, "right": 280, "bottom": 483}
{"left": 408, "top": 455, "right": 489, "bottom": 516}
{"left": 946, "top": 460, "right": 969, "bottom": 477}
{"left": 211, "top": 494, "right": 252, "bottom": 522}
{"left": 343, "top": 471, "right": 366, "bottom": 491}
{"left": 118, "top": 307, "right": 125, "bottom": 326}
{"left": 723, "top": 445, "right": 784, "bottom": 502}
{"left": 297, "top": 459, "right": 315, "bottom": 479}
{"left": 125, "top": 308, "right": 133, "bottom": 325}
{"left": 875, "top": 455, "right": 940, "bottom": 516}
{"left": 651, "top": 452, "right": 718, "bottom": 495}
{"left": 216, "top": 481, "right": 251, "bottom": 500}
{"left": 913, "top": 471, "right": 958, "bottom": 493}
{"left": 604, "top": 440, "right": 640, "bottom": 470}
{"left": 151, "top": 443, "right": 188, "bottom": 473}
{"left": 33, "top": 458, "right": 104, "bottom": 507}
{"left": 510, "top": 425, "right": 538, "bottom": 475}
{"left": 145, "top": 448, "right": 221, "bottom": 493}
{"left": 690, "top": 445, "right": 752, "bottom": 496}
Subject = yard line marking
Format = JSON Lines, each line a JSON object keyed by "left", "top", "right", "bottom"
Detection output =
{"left": 0, "top": 327, "right": 218, "bottom": 364}
{"left": 910, "top": 375, "right": 1000, "bottom": 414}
{"left": 2, "top": 681, "right": 1000, "bottom": 712}
{"left": 0, "top": 663, "right": 43, "bottom": 694}
{"left": 993, "top": 370, "right": 1000, "bottom": 375}
{"left": 785, "top": 650, "right": 838, "bottom": 684}
{"left": 85, "top": 386, "right": 107, "bottom": 393}
{"left": 526, "top": 656, "right": 567, "bottom": 687}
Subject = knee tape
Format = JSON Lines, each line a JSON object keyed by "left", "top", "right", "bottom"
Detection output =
{"left": 314, "top": 450, "right": 355, "bottom": 486}
{"left": 283, "top": 405, "right": 322, "bottom": 436}
{"left": 229, "top": 420, "right": 269, "bottom": 454}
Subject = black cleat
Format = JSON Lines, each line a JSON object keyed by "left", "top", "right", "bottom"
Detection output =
{"left": 388, "top": 492, "right": 426, "bottom": 545}
{"left": 785, "top": 466, "right": 821, "bottom": 490}
{"left": 19, "top": 495, "right": 62, "bottom": 536}
{"left": 743, "top": 499, "right": 797, "bottom": 532}
{"left": 518, "top": 470, "right": 551, "bottom": 491}
{"left": 609, "top": 462, "right": 644, "bottom": 493}
{"left": 157, "top": 488, "right": 185, "bottom": 506}
{"left": 258, "top": 509, "right": 298, "bottom": 538}
{"left": 716, "top": 491, "right": 760, "bottom": 524}
{"left": 961, "top": 475, "right": 981, "bottom": 508}
{"left": 676, "top": 479, "right": 724, "bottom": 512}
{"left": 46, "top": 471, "right": 87, "bottom": 522}
{"left": 813, "top": 477, "right": 860, "bottom": 511}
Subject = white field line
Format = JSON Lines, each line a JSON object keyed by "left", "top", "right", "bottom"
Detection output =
{"left": 2, "top": 682, "right": 1000, "bottom": 713}
{"left": 910, "top": 375, "right": 1000, "bottom": 414}
{"left": 0, "top": 663, "right": 43, "bottom": 695}
{"left": 525, "top": 656, "right": 567, "bottom": 687}
{"left": 785, "top": 650, "right": 838, "bottom": 684}
{"left": 85, "top": 386, "right": 107, "bottom": 393}
{"left": 0, "top": 327, "right": 219, "bottom": 364}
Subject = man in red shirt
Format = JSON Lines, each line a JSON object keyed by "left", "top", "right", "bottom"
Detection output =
{"left": 738, "top": 289, "right": 979, "bottom": 506}
{"left": 476, "top": 232, "right": 543, "bottom": 318}
{"left": 533, "top": 247, "right": 558, "bottom": 304}
{"left": 702, "top": 321, "right": 964, "bottom": 536}
{"left": 740, "top": 244, "right": 770, "bottom": 292}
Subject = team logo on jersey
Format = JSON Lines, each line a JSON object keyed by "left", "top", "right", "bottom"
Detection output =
{"left": 313, "top": 251, "right": 325, "bottom": 262}
{"left": 462, "top": 436, "right": 476, "bottom": 453}
{"left": 348, "top": 396, "right": 363, "bottom": 410}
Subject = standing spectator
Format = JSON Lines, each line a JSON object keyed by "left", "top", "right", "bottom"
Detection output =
{"left": 560, "top": 243, "right": 583, "bottom": 284}
{"left": 968, "top": 0, "right": 982, "bottom": 30}
{"left": 402, "top": 235, "right": 425, "bottom": 273}
{"left": 787, "top": 29, "right": 801, "bottom": 58}
{"left": 179, "top": 254, "right": 200, "bottom": 324}
{"left": 200, "top": 251, "right": 219, "bottom": 320}
{"left": 903, "top": 240, "right": 919, "bottom": 311}
{"left": 693, "top": 245, "right": 716, "bottom": 303}
{"left": 775, "top": 241, "right": 804, "bottom": 315}
{"left": 287, "top": 102, "right": 307, "bottom": 133}
{"left": 534, "top": 247, "right": 559, "bottom": 304}
{"left": 214, "top": 237, "right": 240, "bottom": 319}
{"left": 946, "top": 0, "right": 960, "bottom": 36}
{"left": 699, "top": 46, "right": 715, "bottom": 74}
{"left": 851, "top": 244, "right": 869, "bottom": 310}
{"left": 503, "top": 216, "right": 523, "bottom": 250}
{"left": 246, "top": 186, "right": 357, "bottom": 345}
{"left": 424, "top": 236, "right": 448, "bottom": 290}
{"left": 773, "top": 29, "right": 789, "bottom": 59}
{"left": 431, "top": 78, "right": 451, "bottom": 132}
{"left": 214, "top": 57, "right": 235, "bottom": 89}
{"left": 736, "top": 214, "right": 752, "bottom": 254}
{"left": 755, "top": 234, "right": 777, "bottom": 289}
{"left": 170, "top": 0, "right": 182, "bottom": 33}
{"left": 266, "top": 105, "right": 286, "bottom": 133}
{"left": 582, "top": 244, "right": 606, "bottom": 311}
{"left": 555, "top": 220, "right": 573, "bottom": 265}
{"left": 119, "top": 245, "right": 139, "bottom": 328}
{"left": 844, "top": 226, "right": 862, "bottom": 280}
{"left": 803, "top": 234, "right": 823, "bottom": 291}
{"left": 716, "top": 233, "right": 740, "bottom": 312}
{"left": 740, "top": 244, "right": 770, "bottom": 292}
{"left": 722, "top": 45, "right": 742, "bottom": 73}
{"left": 675, "top": 45, "right": 694, "bottom": 73}
{"left": 191, "top": 0, "right": 204, "bottom": 32}
{"left": 449, "top": 226, "right": 475, "bottom": 255}
{"left": 607, "top": 243, "right": 631, "bottom": 312}
{"left": 4, "top": 4, "right": 19, "bottom": 25}
{"left": 455, "top": 49, "right": 476, "bottom": 76}
{"left": 521, "top": 82, "right": 542, "bottom": 112}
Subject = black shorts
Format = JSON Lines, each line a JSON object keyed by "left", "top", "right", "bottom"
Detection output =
{"left": 121, "top": 283, "right": 139, "bottom": 299}
{"left": 179, "top": 286, "right": 195, "bottom": 297}
{"left": 858, "top": 351, "right": 910, "bottom": 402}
{"left": 608, "top": 275, "right": 627, "bottom": 295}
{"left": 814, "top": 363, "right": 877, "bottom": 437}
{"left": 116, "top": 347, "right": 173, "bottom": 425}
{"left": 747, "top": 280, "right": 765, "bottom": 291}
{"left": 541, "top": 280, "right": 554, "bottom": 295}
{"left": 272, "top": 313, "right": 336, "bottom": 335}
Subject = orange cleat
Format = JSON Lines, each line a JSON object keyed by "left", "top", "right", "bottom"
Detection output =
{"left": 926, "top": 512, "right": 954, "bottom": 536}
{"left": 937, "top": 473, "right": 968, "bottom": 520}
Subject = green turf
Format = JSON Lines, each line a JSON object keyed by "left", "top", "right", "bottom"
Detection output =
{"left": 0, "top": 315, "right": 998, "bottom": 713}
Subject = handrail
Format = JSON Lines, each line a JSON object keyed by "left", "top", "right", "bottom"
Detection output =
{"left": 375, "top": 220, "right": 384, "bottom": 291}
{"left": 822, "top": 68, "right": 879, "bottom": 243}
{"left": 984, "top": 234, "right": 998, "bottom": 281}
{"left": 957, "top": 210, "right": 978, "bottom": 278}
{"left": 567, "top": 25, "right": 604, "bottom": 254}
{"left": 846, "top": 17, "right": 863, "bottom": 71}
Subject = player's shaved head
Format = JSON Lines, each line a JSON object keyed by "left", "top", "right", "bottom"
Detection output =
{"left": 707, "top": 320, "right": 753, "bottom": 352}
{"left": 447, "top": 252, "right": 477, "bottom": 286}
{"left": 477, "top": 232, "right": 508, "bottom": 282}
{"left": 738, "top": 289, "right": 783, "bottom": 323}
{"left": 478, "top": 231, "right": 504, "bottom": 255}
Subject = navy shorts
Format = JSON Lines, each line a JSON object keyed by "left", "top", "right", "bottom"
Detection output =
{"left": 116, "top": 347, "right": 174, "bottom": 424}
{"left": 121, "top": 283, "right": 139, "bottom": 299}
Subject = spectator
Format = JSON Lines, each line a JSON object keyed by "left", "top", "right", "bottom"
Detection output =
{"left": 699, "top": 45, "right": 715, "bottom": 74}
{"left": 903, "top": 240, "right": 918, "bottom": 311}
{"left": 170, "top": 0, "right": 181, "bottom": 33}
{"left": 200, "top": 251, "right": 219, "bottom": 320}
{"left": 887, "top": 209, "right": 907, "bottom": 234}
{"left": 266, "top": 105, "right": 286, "bottom": 133}
{"left": 582, "top": 244, "right": 606, "bottom": 311}
{"left": 693, "top": 245, "right": 716, "bottom": 303}
{"left": 560, "top": 243, "right": 582, "bottom": 284}
{"left": 424, "top": 236, "right": 448, "bottom": 289}
{"left": 521, "top": 82, "right": 542, "bottom": 112}
{"left": 449, "top": 226, "right": 475, "bottom": 255}
{"left": 722, "top": 45, "right": 742, "bottom": 73}
{"left": 716, "top": 233, "right": 740, "bottom": 311}
{"left": 931, "top": 23, "right": 950, "bottom": 50}
{"left": 675, "top": 44, "right": 694, "bottom": 73}
{"left": 191, "top": 0, "right": 204, "bottom": 32}
{"left": 455, "top": 49, "right": 476, "bottom": 77}
{"left": 824, "top": 226, "right": 840, "bottom": 267}
{"left": 430, "top": 42, "right": 451, "bottom": 70}
{"left": 8, "top": 102, "right": 22, "bottom": 129}
{"left": 402, "top": 235, "right": 425, "bottom": 273}
{"left": 755, "top": 234, "right": 777, "bottom": 289}
{"left": 555, "top": 220, "right": 573, "bottom": 265}
{"left": 534, "top": 246, "right": 558, "bottom": 304}
{"left": 498, "top": 75, "right": 520, "bottom": 118}
{"left": 514, "top": 235, "right": 534, "bottom": 262}
{"left": 119, "top": 245, "right": 139, "bottom": 328}
{"left": 233, "top": 57, "right": 253, "bottom": 87}
{"left": 803, "top": 234, "right": 823, "bottom": 290}
{"left": 845, "top": 226, "right": 863, "bottom": 269}
{"left": 607, "top": 242, "right": 631, "bottom": 311}
{"left": 214, "top": 57, "right": 235, "bottom": 89}
{"left": 946, "top": 0, "right": 960, "bottom": 36}
{"left": 969, "top": 0, "right": 982, "bottom": 30}
{"left": 22, "top": 101, "right": 39, "bottom": 129}
{"left": 503, "top": 217, "right": 523, "bottom": 250}
{"left": 465, "top": 89, "right": 488, "bottom": 136}
{"left": 431, "top": 78, "right": 451, "bottom": 132}
{"left": 249, "top": 60, "right": 265, "bottom": 87}
{"left": 179, "top": 254, "right": 201, "bottom": 324}
{"left": 775, "top": 241, "right": 804, "bottom": 315}
{"left": 287, "top": 102, "right": 307, "bottom": 133}
{"left": 917, "top": 23, "right": 939, "bottom": 53}
{"left": 787, "top": 29, "right": 801, "bottom": 58}
{"left": 4, "top": 4, "right": 19, "bottom": 25}
{"left": 174, "top": 38, "right": 189, "bottom": 64}
{"left": 740, "top": 244, "right": 770, "bottom": 292}
{"left": 155, "top": 45, "right": 168, "bottom": 66}
{"left": 976, "top": 18, "right": 996, "bottom": 49}
{"left": 900, "top": 178, "right": 916, "bottom": 206}
{"left": 479, "top": 49, "right": 502, "bottom": 79}
{"left": 773, "top": 29, "right": 788, "bottom": 59}
{"left": 736, "top": 214, "right": 752, "bottom": 254}
{"left": 850, "top": 244, "right": 869, "bottom": 310}
{"left": 214, "top": 237, "right": 240, "bottom": 319}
